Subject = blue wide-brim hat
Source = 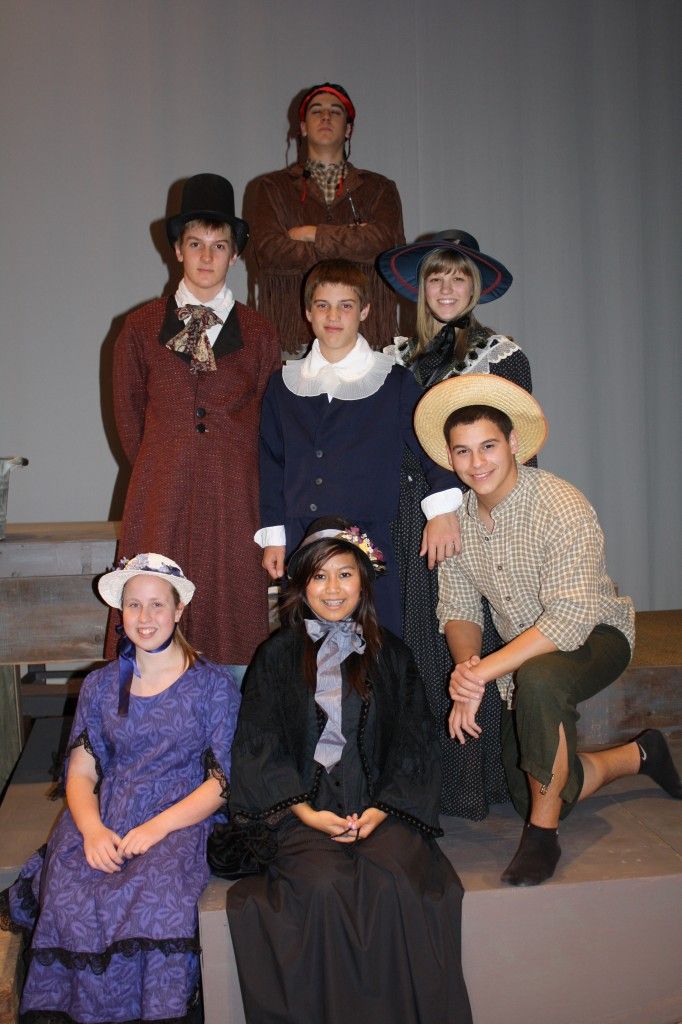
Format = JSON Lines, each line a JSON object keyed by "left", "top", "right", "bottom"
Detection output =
{"left": 377, "top": 229, "right": 512, "bottom": 304}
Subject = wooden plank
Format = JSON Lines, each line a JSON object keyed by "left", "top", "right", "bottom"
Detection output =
{"left": 577, "top": 666, "right": 681, "bottom": 746}
{"left": 630, "top": 609, "right": 682, "bottom": 668}
{"left": 1, "top": 522, "right": 119, "bottom": 544}
{"left": 0, "top": 665, "right": 21, "bottom": 793}
{"left": 0, "top": 576, "right": 108, "bottom": 663}
{"left": 0, "top": 522, "right": 119, "bottom": 579}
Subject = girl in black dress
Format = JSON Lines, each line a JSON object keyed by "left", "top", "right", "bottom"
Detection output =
{"left": 225, "top": 520, "right": 472, "bottom": 1024}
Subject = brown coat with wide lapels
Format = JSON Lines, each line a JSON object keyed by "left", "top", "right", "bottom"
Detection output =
{"left": 107, "top": 296, "right": 280, "bottom": 664}
{"left": 250, "top": 163, "right": 405, "bottom": 352}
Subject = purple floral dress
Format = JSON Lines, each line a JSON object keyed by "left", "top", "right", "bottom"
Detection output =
{"left": 3, "top": 658, "right": 240, "bottom": 1023}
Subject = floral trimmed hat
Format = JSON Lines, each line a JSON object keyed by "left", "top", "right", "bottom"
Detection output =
{"left": 98, "top": 553, "right": 196, "bottom": 609}
{"left": 287, "top": 517, "right": 386, "bottom": 578}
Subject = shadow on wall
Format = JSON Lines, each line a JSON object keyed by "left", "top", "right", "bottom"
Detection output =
{"left": 242, "top": 87, "right": 315, "bottom": 353}
{"left": 100, "top": 181, "right": 186, "bottom": 521}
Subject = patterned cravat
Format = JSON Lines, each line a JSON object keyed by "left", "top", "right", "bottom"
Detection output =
{"left": 166, "top": 305, "right": 223, "bottom": 373}
{"left": 304, "top": 618, "right": 366, "bottom": 770}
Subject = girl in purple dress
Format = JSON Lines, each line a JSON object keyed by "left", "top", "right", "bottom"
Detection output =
{"left": 1, "top": 553, "right": 240, "bottom": 1024}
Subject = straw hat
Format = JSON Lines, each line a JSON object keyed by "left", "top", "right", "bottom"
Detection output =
{"left": 98, "top": 553, "right": 196, "bottom": 609}
{"left": 414, "top": 374, "right": 548, "bottom": 468}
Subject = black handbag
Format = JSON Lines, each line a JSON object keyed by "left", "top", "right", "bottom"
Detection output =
{"left": 207, "top": 818, "right": 279, "bottom": 879}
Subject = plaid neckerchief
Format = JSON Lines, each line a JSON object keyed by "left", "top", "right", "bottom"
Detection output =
{"left": 305, "top": 159, "right": 347, "bottom": 205}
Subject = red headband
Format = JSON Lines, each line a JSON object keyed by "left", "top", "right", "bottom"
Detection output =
{"left": 299, "top": 85, "right": 356, "bottom": 123}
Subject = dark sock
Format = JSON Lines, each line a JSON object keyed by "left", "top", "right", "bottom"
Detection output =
{"left": 636, "top": 730, "right": 682, "bottom": 799}
{"left": 501, "top": 823, "right": 561, "bottom": 887}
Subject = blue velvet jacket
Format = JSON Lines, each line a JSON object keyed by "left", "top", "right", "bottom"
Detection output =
{"left": 259, "top": 364, "right": 457, "bottom": 553}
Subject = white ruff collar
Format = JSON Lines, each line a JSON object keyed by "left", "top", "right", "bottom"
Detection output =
{"left": 282, "top": 336, "right": 393, "bottom": 401}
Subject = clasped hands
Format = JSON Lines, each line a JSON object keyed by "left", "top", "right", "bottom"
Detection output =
{"left": 448, "top": 655, "right": 487, "bottom": 745}
{"left": 294, "top": 804, "right": 387, "bottom": 842}
{"left": 82, "top": 818, "right": 169, "bottom": 874}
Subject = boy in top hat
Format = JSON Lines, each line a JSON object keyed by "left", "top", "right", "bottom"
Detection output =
{"left": 250, "top": 82, "right": 405, "bottom": 354}
{"left": 256, "top": 258, "right": 461, "bottom": 637}
{"left": 109, "top": 174, "right": 280, "bottom": 680}
{"left": 414, "top": 375, "right": 682, "bottom": 885}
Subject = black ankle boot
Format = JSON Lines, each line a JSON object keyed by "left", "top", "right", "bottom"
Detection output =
{"left": 501, "top": 823, "right": 561, "bottom": 886}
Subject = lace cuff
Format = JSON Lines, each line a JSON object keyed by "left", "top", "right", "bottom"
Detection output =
{"left": 202, "top": 747, "right": 230, "bottom": 801}
{"left": 68, "top": 730, "right": 104, "bottom": 794}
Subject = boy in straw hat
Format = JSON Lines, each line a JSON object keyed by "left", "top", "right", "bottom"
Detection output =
{"left": 414, "top": 374, "right": 681, "bottom": 885}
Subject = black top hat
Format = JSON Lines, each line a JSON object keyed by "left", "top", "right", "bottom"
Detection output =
{"left": 166, "top": 174, "right": 249, "bottom": 253}
{"left": 377, "top": 229, "right": 512, "bottom": 304}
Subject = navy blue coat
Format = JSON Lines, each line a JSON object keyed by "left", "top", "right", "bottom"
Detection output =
{"left": 259, "top": 365, "right": 457, "bottom": 635}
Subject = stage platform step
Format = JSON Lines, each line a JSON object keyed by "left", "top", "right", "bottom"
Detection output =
{"left": 0, "top": 717, "right": 66, "bottom": 890}
{"left": 199, "top": 737, "right": 682, "bottom": 1024}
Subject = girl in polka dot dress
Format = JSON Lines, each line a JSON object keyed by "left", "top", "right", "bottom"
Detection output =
{"left": 378, "top": 230, "right": 534, "bottom": 819}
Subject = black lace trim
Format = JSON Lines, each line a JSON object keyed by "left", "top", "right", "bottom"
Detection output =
{"left": 0, "top": 885, "right": 25, "bottom": 934}
{"left": 356, "top": 694, "right": 373, "bottom": 795}
{"left": 234, "top": 784, "right": 317, "bottom": 823}
{"left": 201, "top": 747, "right": 229, "bottom": 801}
{"left": 374, "top": 800, "right": 443, "bottom": 839}
{"left": 27, "top": 934, "right": 200, "bottom": 975}
{"left": 18, "top": 984, "right": 201, "bottom": 1024}
{"left": 0, "top": 845, "right": 45, "bottom": 936}
{"left": 68, "top": 730, "right": 104, "bottom": 795}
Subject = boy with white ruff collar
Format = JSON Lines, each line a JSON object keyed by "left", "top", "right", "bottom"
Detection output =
{"left": 256, "top": 258, "right": 462, "bottom": 636}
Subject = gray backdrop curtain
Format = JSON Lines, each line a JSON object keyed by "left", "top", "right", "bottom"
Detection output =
{"left": 0, "top": 0, "right": 679, "bottom": 610}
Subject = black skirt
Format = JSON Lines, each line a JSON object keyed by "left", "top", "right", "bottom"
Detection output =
{"left": 226, "top": 815, "right": 472, "bottom": 1024}
{"left": 392, "top": 446, "right": 510, "bottom": 819}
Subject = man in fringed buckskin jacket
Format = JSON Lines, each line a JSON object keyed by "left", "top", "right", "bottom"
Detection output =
{"left": 250, "top": 82, "right": 405, "bottom": 355}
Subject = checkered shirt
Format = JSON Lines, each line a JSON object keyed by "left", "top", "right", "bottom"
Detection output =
{"left": 306, "top": 159, "right": 346, "bottom": 205}
{"left": 437, "top": 466, "right": 635, "bottom": 703}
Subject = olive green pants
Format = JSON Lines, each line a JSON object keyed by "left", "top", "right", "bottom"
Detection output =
{"left": 501, "top": 624, "right": 632, "bottom": 820}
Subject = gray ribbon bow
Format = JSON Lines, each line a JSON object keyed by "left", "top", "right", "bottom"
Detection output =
{"left": 305, "top": 618, "right": 366, "bottom": 771}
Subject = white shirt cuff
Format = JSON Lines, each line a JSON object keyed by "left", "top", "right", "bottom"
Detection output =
{"left": 254, "top": 525, "right": 286, "bottom": 547}
{"left": 421, "top": 488, "right": 463, "bottom": 519}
